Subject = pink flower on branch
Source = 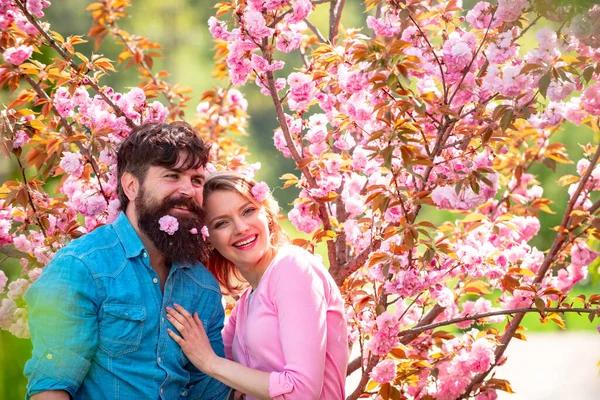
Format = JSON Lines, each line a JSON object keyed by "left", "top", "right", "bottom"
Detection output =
{"left": 369, "top": 358, "right": 397, "bottom": 384}
{"left": 3, "top": 45, "right": 33, "bottom": 65}
{"left": 0, "top": 270, "right": 7, "bottom": 294}
{"left": 59, "top": 151, "right": 84, "bottom": 178}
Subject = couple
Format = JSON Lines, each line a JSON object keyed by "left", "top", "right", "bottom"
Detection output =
{"left": 24, "top": 122, "right": 348, "bottom": 399}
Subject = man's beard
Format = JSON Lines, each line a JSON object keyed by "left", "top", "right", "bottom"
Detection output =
{"left": 136, "top": 187, "right": 207, "bottom": 266}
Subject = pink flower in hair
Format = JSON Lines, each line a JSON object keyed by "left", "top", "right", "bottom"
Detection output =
{"left": 201, "top": 226, "right": 210, "bottom": 241}
{"left": 251, "top": 181, "right": 270, "bottom": 202}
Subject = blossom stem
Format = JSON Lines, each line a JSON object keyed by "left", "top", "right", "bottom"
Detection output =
{"left": 109, "top": 26, "right": 178, "bottom": 110}
{"left": 15, "top": 155, "right": 46, "bottom": 237}
{"left": 399, "top": 306, "right": 599, "bottom": 337}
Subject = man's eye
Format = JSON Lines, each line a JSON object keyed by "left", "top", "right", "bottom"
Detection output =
{"left": 192, "top": 179, "right": 204, "bottom": 186}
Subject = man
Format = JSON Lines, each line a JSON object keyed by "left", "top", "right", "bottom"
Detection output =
{"left": 24, "top": 122, "right": 231, "bottom": 399}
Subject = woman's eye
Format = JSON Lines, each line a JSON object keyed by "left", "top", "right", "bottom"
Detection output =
{"left": 214, "top": 221, "right": 226, "bottom": 229}
{"left": 243, "top": 207, "right": 256, "bottom": 216}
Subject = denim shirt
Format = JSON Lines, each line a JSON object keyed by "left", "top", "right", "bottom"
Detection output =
{"left": 24, "top": 212, "right": 230, "bottom": 400}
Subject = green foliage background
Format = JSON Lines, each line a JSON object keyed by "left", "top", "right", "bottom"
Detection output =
{"left": 0, "top": 1, "right": 598, "bottom": 399}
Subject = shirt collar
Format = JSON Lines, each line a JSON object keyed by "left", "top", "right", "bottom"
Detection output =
{"left": 112, "top": 212, "right": 146, "bottom": 259}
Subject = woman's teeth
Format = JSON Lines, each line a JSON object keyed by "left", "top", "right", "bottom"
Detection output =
{"left": 234, "top": 236, "right": 256, "bottom": 247}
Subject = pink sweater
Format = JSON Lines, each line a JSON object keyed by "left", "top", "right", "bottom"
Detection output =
{"left": 222, "top": 245, "right": 348, "bottom": 399}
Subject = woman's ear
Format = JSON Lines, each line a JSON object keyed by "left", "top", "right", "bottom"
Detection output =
{"left": 206, "top": 241, "right": 215, "bottom": 251}
{"left": 121, "top": 172, "right": 140, "bottom": 203}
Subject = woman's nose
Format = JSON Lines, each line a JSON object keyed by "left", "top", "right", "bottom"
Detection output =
{"left": 233, "top": 218, "right": 249, "bottom": 234}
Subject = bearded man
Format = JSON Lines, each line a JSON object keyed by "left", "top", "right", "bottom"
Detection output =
{"left": 24, "top": 122, "right": 231, "bottom": 400}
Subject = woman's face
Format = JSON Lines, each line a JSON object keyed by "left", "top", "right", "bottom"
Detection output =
{"left": 204, "top": 189, "right": 271, "bottom": 271}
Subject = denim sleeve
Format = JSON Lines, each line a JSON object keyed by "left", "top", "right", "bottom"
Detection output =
{"left": 24, "top": 254, "right": 100, "bottom": 399}
{"left": 185, "top": 293, "right": 230, "bottom": 400}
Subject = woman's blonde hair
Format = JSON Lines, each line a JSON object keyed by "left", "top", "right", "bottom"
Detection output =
{"left": 203, "top": 171, "right": 288, "bottom": 293}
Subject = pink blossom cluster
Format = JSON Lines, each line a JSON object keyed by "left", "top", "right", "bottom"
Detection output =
{"left": 208, "top": 0, "right": 312, "bottom": 86}
{"left": 426, "top": 332, "right": 496, "bottom": 399}
{"left": 431, "top": 151, "right": 499, "bottom": 211}
{"left": 366, "top": 311, "right": 401, "bottom": 356}
{"left": 54, "top": 86, "right": 167, "bottom": 135}
{"left": 0, "top": 0, "right": 49, "bottom": 33}
{"left": 2, "top": 45, "right": 33, "bottom": 65}
{"left": 369, "top": 358, "right": 397, "bottom": 384}
{"left": 0, "top": 274, "right": 32, "bottom": 338}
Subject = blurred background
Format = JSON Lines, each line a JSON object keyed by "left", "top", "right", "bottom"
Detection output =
{"left": 0, "top": 1, "right": 597, "bottom": 399}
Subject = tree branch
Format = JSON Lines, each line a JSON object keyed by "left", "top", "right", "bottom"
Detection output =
{"left": 0, "top": 244, "right": 27, "bottom": 259}
{"left": 19, "top": 73, "right": 110, "bottom": 204}
{"left": 263, "top": 68, "right": 337, "bottom": 268}
{"left": 461, "top": 142, "right": 600, "bottom": 397}
{"left": 399, "top": 306, "right": 599, "bottom": 337}
{"left": 329, "top": 0, "right": 345, "bottom": 43}
{"left": 15, "top": 155, "right": 46, "bottom": 237}
{"left": 304, "top": 18, "right": 327, "bottom": 43}
{"left": 332, "top": 239, "right": 382, "bottom": 286}
{"left": 14, "top": 0, "right": 135, "bottom": 128}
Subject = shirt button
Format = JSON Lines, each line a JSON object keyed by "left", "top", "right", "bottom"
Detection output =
{"left": 143, "top": 252, "right": 148, "bottom": 258}
{"left": 160, "top": 388, "right": 164, "bottom": 394}
{"left": 46, "top": 354, "right": 52, "bottom": 360}
{"left": 182, "top": 391, "right": 188, "bottom": 396}
{"left": 285, "top": 384, "right": 291, "bottom": 389}
{"left": 153, "top": 278, "right": 158, "bottom": 284}
{"left": 158, "top": 356, "right": 162, "bottom": 363}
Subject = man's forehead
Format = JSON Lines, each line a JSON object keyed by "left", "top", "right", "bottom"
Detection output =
{"left": 150, "top": 164, "right": 205, "bottom": 174}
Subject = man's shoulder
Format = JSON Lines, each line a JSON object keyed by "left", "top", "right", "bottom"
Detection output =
{"left": 51, "top": 224, "right": 124, "bottom": 269}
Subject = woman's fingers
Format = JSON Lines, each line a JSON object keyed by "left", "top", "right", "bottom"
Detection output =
{"left": 166, "top": 313, "right": 186, "bottom": 334}
{"left": 167, "top": 328, "right": 183, "bottom": 344}
{"left": 173, "top": 303, "right": 193, "bottom": 318}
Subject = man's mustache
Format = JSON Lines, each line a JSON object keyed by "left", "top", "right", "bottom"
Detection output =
{"left": 162, "top": 196, "right": 203, "bottom": 217}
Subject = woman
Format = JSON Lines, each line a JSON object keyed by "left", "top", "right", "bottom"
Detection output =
{"left": 166, "top": 171, "right": 348, "bottom": 399}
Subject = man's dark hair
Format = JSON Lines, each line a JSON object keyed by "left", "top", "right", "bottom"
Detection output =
{"left": 116, "top": 121, "right": 210, "bottom": 210}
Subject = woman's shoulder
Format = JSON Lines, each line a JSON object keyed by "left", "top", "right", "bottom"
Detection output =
{"left": 274, "top": 244, "right": 322, "bottom": 266}
{"left": 266, "top": 244, "right": 327, "bottom": 280}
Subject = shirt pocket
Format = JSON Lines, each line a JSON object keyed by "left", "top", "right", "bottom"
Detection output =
{"left": 99, "top": 303, "right": 146, "bottom": 357}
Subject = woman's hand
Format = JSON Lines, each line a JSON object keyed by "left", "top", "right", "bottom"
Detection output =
{"left": 166, "top": 303, "right": 218, "bottom": 373}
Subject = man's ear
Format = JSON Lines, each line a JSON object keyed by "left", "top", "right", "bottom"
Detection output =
{"left": 121, "top": 172, "right": 140, "bottom": 202}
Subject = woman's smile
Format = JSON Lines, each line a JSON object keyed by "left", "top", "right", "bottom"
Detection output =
{"left": 232, "top": 234, "right": 258, "bottom": 249}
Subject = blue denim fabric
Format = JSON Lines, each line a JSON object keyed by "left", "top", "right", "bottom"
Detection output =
{"left": 24, "top": 212, "right": 230, "bottom": 400}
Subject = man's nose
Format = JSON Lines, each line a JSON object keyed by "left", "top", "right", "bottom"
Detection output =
{"left": 178, "top": 179, "right": 194, "bottom": 197}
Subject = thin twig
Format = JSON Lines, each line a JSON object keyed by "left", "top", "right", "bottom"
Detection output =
{"left": 15, "top": 156, "right": 46, "bottom": 237}
{"left": 399, "top": 306, "right": 598, "bottom": 337}
{"left": 19, "top": 73, "right": 110, "bottom": 204}
{"left": 14, "top": 0, "right": 135, "bottom": 127}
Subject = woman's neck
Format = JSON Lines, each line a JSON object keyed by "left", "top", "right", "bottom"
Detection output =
{"left": 240, "top": 246, "right": 277, "bottom": 289}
